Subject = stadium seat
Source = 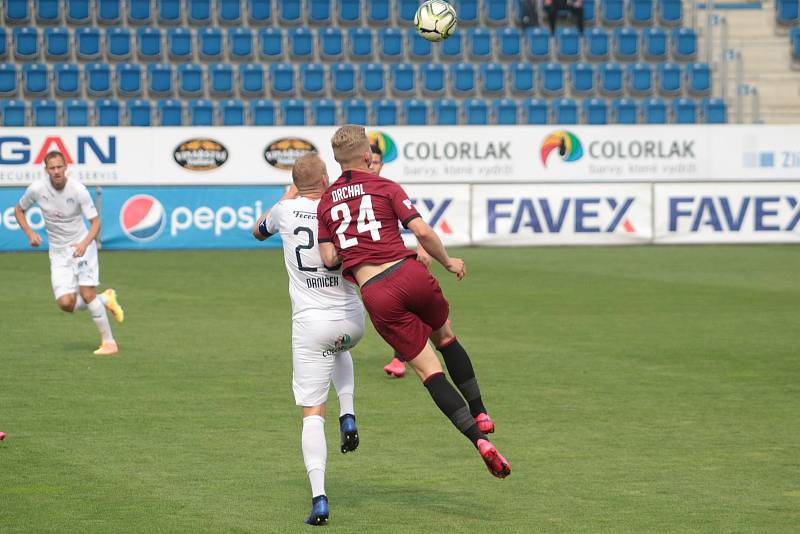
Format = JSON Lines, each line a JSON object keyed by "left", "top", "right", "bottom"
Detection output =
{"left": 464, "top": 98, "right": 489, "bottom": 125}
{"left": 373, "top": 98, "right": 398, "bottom": 125}
{"left": 147, "top": 63, "right": 174, "bottom": 96}
{"left": 278, "top": 0, "right": 302, "bottom": 25}
{"left": 526, "top": 28, "right": 551, "bottom": 62}
{"left": 188, "top": 0, "right": 211, "bottom": 25}
{"left": 687, "top": 62, "right": 711, "bottom": 95}
{"left": 300, "top": 63, "right": 326, "bottom": 97}
{"left": 281, "top": 98, "right": 306, "bottom": 126}
{"left": 199, "top": 27, "right": 223, "bottom": 61}
{"left": 189, "top": 99, "right": 214, "bottom": 125}
{"left": 672, "top": 28, "right": 697, "bottom": 61}
{"left": 556, "top": 28, "right": 581, "bottom": 62}
{"left": 32, "top": 99, "right": 58, "bottom": 126}
{"left": 612, "top": 97, "right": 637, "bottom": 123}
{"left": 288, "top": 27, "right": 312, "bottom": 61}
{"left": 584, "top": 98, "right": 608, "bottom": 124}
{"left": 5, "top": 0, "right": 30, "bottom": 25}
{"left": 0, "top": 63, "right": 18, "bottom": 96}
{"left": 486, "top": 0, "right": 509, "bottom": 25}
{"left": 540, "top": 62, "right": 565, "bottom": 96}
{"left": 14, "top": 28, "right": 40, "bottom": 61}
{"left": 116, "top": 63, "right": 143, "bottom": 96}
{"left": 319, "top": 27, "right": 343, "bottom": 61}
{"left": 178, "top": 63, "right": 204, "bottom": 97}
{"left": 307, "top": 0, "right": 331, "bottom": 25}
{"left": 570, "top": 62, "right": 595, "bottom": 95}
{"left": 389, "top": 63, "right": 416, "bottom": 96}
{"left": 229, "top": 28, "right": 254, "bottom": 61}
{"left": 331, "top": 63, "right": 356, "bottom": 96}
{"left": 511, "top": 62, "right": 535, "bottom": 95}
{"left": 86, "top": 63, "right": 112, "bottom": 97}
{"left": 44, "top": 28, "right": 70, "bottom": 61}
{"left": 128, "top": 0, "right": 153, "bottom": 25}
{"left": 404, "top": 98, "right": 428, "bottom": 125}
{"left": 338, "top": 0, "right": 361, "bottom": 25}
{"left": 379, "top": 28, "right": 404, "bottom": 61}
{"left": 586, "top": 28, "right": 610, "bottom": 62}
{"left": 479, "top": 62, "right": 505, "bottom": 95}
{"left": 1, "top": 99, "right": 26, "bottom": 126}
{"left": 67, "top": 0, "right": 91, "bottom": 25}
{"left": 248, "top": 0, "right": 272, "bottom": 25}
{"left": 642, "top": 97, "right": 667, "bottom": 123}
{"left": 23, "top": 64, "right": 49, "bottom": 97}
{"left": 398, "top": 0, "right": 418, "bottom": 23}
{"left": 127, "top": 98, "right": 152, "bottom": 126}
{"left": 658, "top": 0, "right": 682, "bottom": 26}
{"left": 312, "top": 98, "right": 338, "bottom": 125}
{"left": 64, "top": 98, "right": 90, "bottom": 126}
{"left": 553, "top": 98, "right": 578, "bottom": 124}
{"left": 349, "top": 28, "right": 374, "bottom": 61}
{"left": 55, "top": 64, "right": 81, "bottom": 97}
{"left": 137, "top": 27, "right": 163, "bottom": 62}
{"left": 433, "top": 99, "right": 459, "bottom": 125}
{"left": 167, "top": 28, "right": 193, "bottom": 61}
{"left": 468, "top": 28, "right": 493, "bottom": 61}
{"left": 107, "top": 28, "right": 133, "bottom": 61}
{"left": 643, "top": 27, "right": 668, "bottom": 61}
{"left": 96, "top": 98, "right": 121, "bottom": 126}
{"left": 75, "top": 27, "right": 101, "bottom": 61}
{"left": 368, "top": 0, "right": 391, "bottom": 25}
{"left": 440, "top": 31, "right": 463, "bottom": 61}
{"left": 583, "top": 0, "right": 597, "bottom": 25}
{"left": 421, "top": 63, "right": 446, "bottom": 96}
{"left": 702, "top": 97, "right": 726, "bottom": 124}
{"left": 601, "top": 0, "right": 625, "bottom": 25}
{"left": 220, "top": 98, "right": 245, "bottom": 125}
{"left": 239, "top": 62, "right": 266, "bottom": 98}
{"left": 614, "top": 28, "right": 639, "bottom": 61}
{"left": 158, "top": 98, "right": 183, "bottom": 125}
{"left": 269, "top": 63, "right": 296, "bottom": 96}
{"left": 450, "top": 62, "right": 476, "bottom": 95}
{"left": 498, "top": 28, "right": 522, "bottom": 61}
{"left": 672, "top": 98, "right": 697, "bottom": 124}
{"left": 525, "top": 98, "right": 549, "bottom": 124}
{"left": 792, "top": 28, "right": 800, "bottom": 61}
{"left": 360, "top": 63, "right": 385, "bottom": 96}
{"left": 599, "top": 62, "right": 623, "bottom": 95}
{"left": 408, "top": 28, "right": 433, "bottom": 61}
{"left": 342, "top": 98, "right": 368, "bottom": 124}
{"left": 219, "top": 0, "right": 242, "bottom": 25}
{"left": 35, "top": 0, "right": 61, "bottom": 25}
{"left": 250, "top": 99, "right": 276, "bottom": 125}
{"left": 209, "top": 63, "right": 234, "bottom": 97}
{"left": 629, "top": 0, "right": 654, "bottom": 25}
{"left": 657, "top": 62, "right": 681, "bottom": 96}
{"left": 627, "top": 62, "right": 653, "bottom": 96}
{"left": 157, "top": 0, "right": 182, "bottom": 25}
{"left": 258, "top": 28, "right": 284, "bottom": 61}
{"left": 97, "top": 0, "right": 122, "bottom": 25}
{"left": 776, "top": 0, "right": 800, "bottom": 25}
{"left": 456, "top": 0, "right": 479, "bottom": 26}
{"left": 0, "top": 28, "right": 6, "bottom": 60}
{"left": 493, "top": 98, "right": 518, "bottom": 125}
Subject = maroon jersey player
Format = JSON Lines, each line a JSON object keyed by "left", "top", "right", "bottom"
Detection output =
{"left": 317, "top": 125, "right": 510, "bottom": 479}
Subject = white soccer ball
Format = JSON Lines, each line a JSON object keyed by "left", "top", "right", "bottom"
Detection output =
{"left": 414, "top": 0, "right": 458, "bottom": 43}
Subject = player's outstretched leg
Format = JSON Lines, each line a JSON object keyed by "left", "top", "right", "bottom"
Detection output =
{"left": 332, "top": 351, "right": 359, "bottom": 453}
{"left": 301, "top": 413, "right": 329, "bottom": 523}
{"left": 383, "top": 350, "right": 406, "bottom": 378}
{"left": 100, "top": 288, "right": 125, "bottom": 323}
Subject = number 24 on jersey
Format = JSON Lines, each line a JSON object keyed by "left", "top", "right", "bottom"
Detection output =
{"left": 330, "top": 195, "right": 382, "bottom": 249}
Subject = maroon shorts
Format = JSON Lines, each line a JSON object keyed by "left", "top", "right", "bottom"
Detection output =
{"left": 360, "top": 259, "right": 450, "bottom": 361}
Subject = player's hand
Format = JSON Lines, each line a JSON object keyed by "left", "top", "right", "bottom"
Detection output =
{"left": 446, "top": 258, "right": 466, "bottom": 281}
{"left": 28, "top": 233, "right": 42, "bottom": 247}
{"left": 72, "top": 242, "right": 88, "bottom": 257}
{"left": 416, "top": 247, "right": 432, "bottom": 268}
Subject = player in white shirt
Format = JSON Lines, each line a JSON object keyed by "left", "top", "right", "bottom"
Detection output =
{"left": 252, "top": 153, "right": 364, "bottom": 527}
{"left": 14, "top": 151, "right": 124, "bottom": 356}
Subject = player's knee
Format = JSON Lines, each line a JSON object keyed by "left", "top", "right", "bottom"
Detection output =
{"left": 431, "top": 320, "right": 456, "bottom": 348}
{"left": 56, "top": 298, "right": 75, "bottom": 312}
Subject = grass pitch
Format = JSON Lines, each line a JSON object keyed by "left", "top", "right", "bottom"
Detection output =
{"left": 1, "top": 246, "right": 799, "bottom": 533}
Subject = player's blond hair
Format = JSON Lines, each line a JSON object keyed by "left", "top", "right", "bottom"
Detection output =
{"left": 331, "top": 125, "right": 371, "bottom": 166}
{"left": 292, "top": 153, "right": 326, "bottom": 189}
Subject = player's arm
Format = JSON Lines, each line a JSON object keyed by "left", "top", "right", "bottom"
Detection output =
{"left": 252, "top": 184, "right": 299, "bottom": 241}
{"left": 407, "top": 218, "right": 466, "bottom": 280}
{"left": 415, "top": 243, "right": 432, "bottom": 268}
{"left": 73, "top": 217, "right": 100, "bottom": 257}
{"left": 319, "top": 242, "right": 341, "bottom": 269}
{"left": 14, "top": 203, "right": 42, "bottom": 247}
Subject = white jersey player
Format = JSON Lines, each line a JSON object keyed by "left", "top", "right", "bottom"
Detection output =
{"left": 14, "top": 151, "right": 124, "bottom": 356}
{"left": 252, "top": 153, "right": 363, "bottom": 527}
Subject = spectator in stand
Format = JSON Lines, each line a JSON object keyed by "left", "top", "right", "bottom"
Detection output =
{"left": 518, "top": 0, "right": 539, "bottom": 28}
{"left": 544, "top": 0, "right": 584, "bottom": 35}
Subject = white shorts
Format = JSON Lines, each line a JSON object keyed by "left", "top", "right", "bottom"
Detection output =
{"left": 49, "top": 241, "right": 100, "bottom": 299}
{"left": 291, "top": 311, "right": 365, "bottom": 407}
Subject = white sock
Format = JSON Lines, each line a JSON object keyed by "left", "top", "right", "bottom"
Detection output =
{"left": 332, "top": 351, "right": 355, "bottom": 417}
{"left": 73, "top": 294, "right": 87, "bottom": 311}
{"left": 302, "top": 415, "right": 326, "bottom": 498}
{"left": 97, "top": 292, "right": 108, "bottom": 305}
{"left": 87, "top": 298, "right": 114, "bottom": 344}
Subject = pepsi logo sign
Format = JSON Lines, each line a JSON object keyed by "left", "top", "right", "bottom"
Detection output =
{"left": 120, "top": 194, "right": 166, "bottom": 242}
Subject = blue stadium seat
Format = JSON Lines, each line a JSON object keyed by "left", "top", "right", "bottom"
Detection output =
{"left": 158, "top": 98, "right": 183, "bottom": 125}
{"left": 642, "top": 97, "right": 667, "bottom": 123}
{"left": 220, "top": 98, "right": 245, "bottom": 125}
{"left": 792, "top": 28, "right": 800, "bottom": 61}
{"left": 408, "top": 28, "right": 432, "bottom": 61}
{"left": 586, "top": 28, "right": 610, "bottom": 62}
{"left": 189, "top": 99, "right": 214, "bottom": 125}
{"left": 6, "top": 0, "right": 30, "bottom": 25}
{"left": 643, "top": 27, "right": 668, "bottom": 61}
{"left": 75, "top": 27, "right": 101, "bottom": 61}
{"left": 379, "top": 28, "right": 404, "bottom": 61}
{"left": 250, "top": 99, "right": 276, "bottom": 125}
{"left": 128, "top": 0, "right": 153, "bottom": 25}
{"left": 389, "top": 63, "right": 415, "bottom": 96}
{"left": 32, "top": 99, "right": 57, "bottom": 126}
{"left": 672, "top": 28, "right": 697, "bottom": 61}
{"left": 511, "top": 62, "right": 535, "bottom": 95}
{"left": 97, "top": 0, "right": 122, "bottom": 25}
{"left": 288, "top": 27, "right": 312, "bottom": 60}
{"left": 107, "top": 27, "right": 133, "bottom": 61}
{"left": 657, "top": 62, "right": 681, "bottom": 96}
{"left": 219, "top": 0, "right": 242, "bottom": 25}
{"left": 612, "top": 97, "right": 637, "bottom": 123}
{"left": 398, "top": 0, "right": 418, "bottom": 23}
{"left": 14, "top": 28, "right": 40, "bottom": 61}
{"left": 65, "top": 99, "right": 90, "bottom": 126}
{"left": 658, "top": 0, "right": 682, "bottom": 26}
{"left": 127, "top": 98, "right": 152, "bottom": 126}
{"left": 464, "top": 98, "right": 489, "bottom": 124}
{"left": 360, "top": 62, "right": 385, "bottom": 96}
{"left": 433, "top": 98, "right": 458, "bottom": 125}
{"left": 300, "top": 63, "right": 326, "bottom": 96}
{"left": 601, "top": 0, "right": 624, "bottom": 25}
{"left": 167, "top": 28, "right": 192, "bottom": 61}
{"left": 525, "top": 101, "right": 557, "bottom": 127}
{"left": 229, "top": 28, "right": 254, "bottom": 61}
{"left": 776, "top": 0, "right": 799, "bottom": 24}
{"left": 96, "top": 98, "right": 121, "bottom": 125}
{"left": 147, "top": 63, "right": 174, "bottom": 96}
{"left": 284, "top": 98, "right": 316, "bottom": 124}
{"left": 614, "top": 27, "right": 639, "bottom": 61}
{"left": 350, "top": 28, "right": 374, "bottom": 61}
{"left": 627, "top": 62, "right": 653, "bottom": 96}
{"left": 440, "top": 31, "right": 463, "bottom": 61}
{"left": 373, "top": 98, "right": 398, "bottom": 125}
{"left": 278, "top": 0, "right": 302, "bottom": 25}
{"left": 199, "top": 27, "right": 223, "bottom": 61}
{"left": 493, "top": 98, "right": 518, "bottom": 125}
{"left": 209, "top": 63, "right": 233, "bottom": 97}
{"left": 368, "top": 0, "right": 391, "bottom": 25}
{"left": 307, "top": 0, "right": 331, "bottom": 25}
{"left": 157, "top": 0, "right": 182, "bottom": 25}
{"left": 178, "top": 63, "right": 204, "bottom": 97}
{"left": 319, "top": 27, "right": 343, "bottom": 61}
{"left": 331, "top": 63, "right": 356, "bottom": 96}
{"left": 248, "top": 0, "right": 272, "bottom": 25}
{"left": 702, "top": 98, "right": 726, "bottom": 124}
{"left": 421, "top": 63, "right": 446, "bottom": 95}
{"left": 23, "top": 64, "right": 49, "bottom": 97}
{"left": 188, "top": 0, "right": 211, "bottom": 25}
{"left": 599, "top": 62, "right": 623, "bottom": 95}
{"left": 687, "top": 62, "right": 711, "bottom": 95}
{"left": 450, "top": 62, "right": 476, "bottom": 95}
{"left": 116, "top": 63, "right": 143, "bottom": 96}
{"left": 86, "top": 63, "right": 112, "bottom": 97}
{"left": 339, "top": 0, "right": 361, "bottom": 25}
{"left": 137, "top": 27, "right": 163, "bottom": 62}
{"left": 55, "top": 63, "right": 80, "bottom": 96}
{"left": 0, "top": 28, "right": 6, "bottom": 60}
{"left": 468, "top": 28, "right": 493, "bottom": 61}
{"left": 37, "top": 2, "right": 61, "bottom": 27}
{"left": 67, "top": 0, "right": 91, "bottom": 25}
{"left": 486, "top": 0, "right": 509, "bottom": 25}
{"left": 269, "top": 62, "right": 296, "bottom": 96}
{"left": 1, "top": 99, "right": 26, "bottom": 126}
{"left": 0, "top": 63, "right": 18, "bottom": 96}
{"left": 583, "top": 0, "right": 597, "bottom": 25}
{"left": 44, "top": 28, "right": 70, "bottom": 61}
{"left": 553, "top": 98, "right": 578, "bottom": 124}
{"left": 629, "top": 0, "right": 654, "bottom": 25}
{"left": 497, "top": 28, "right": 522, "bottom": 61}
{"left": 312, "top": 98, "right": 338, "bottom": 125}
{"left": 526, "top": 28, "right": 551, "bottom": 62}
{"left": 539, "top": 62, "right": 565, "bottom": 96}
{"left": 584, "top": 98, "right": 609, "bottom": 125}
{"left": 238, "top": 62, "right": 264, "bottom": 96}
{"left": 556, "top": 27, "right": 581, "bottom": 62}
{"left": 404, "top": 98, "right": 428, "bottom": 125}
{"left": 258, "top": 28, "right": 284, "bottom": 60}
{"left": 342, "top": 98, "right": 368, "bottom": 124}
{"left": 479, "top": 62, "right": 505, "bottom": 95}
{"left": 570, "top": 62, "right": 595, "bottom": 95}
{"left": 672, "top": 97, "right": 697, "bottom": 124}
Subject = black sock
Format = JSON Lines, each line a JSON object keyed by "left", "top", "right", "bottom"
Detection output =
{"left": 439, "top": 339, "right": 487, "bottom": 417}
{"left": 423, "top": 372, "right": 485, "bottom": 445}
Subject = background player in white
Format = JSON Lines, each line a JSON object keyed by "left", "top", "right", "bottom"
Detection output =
{"left": 252, "top": 153, "right": 364, "bottom": 527}
{"left": 14, "top": 151, "right": 124, "bottom": 356}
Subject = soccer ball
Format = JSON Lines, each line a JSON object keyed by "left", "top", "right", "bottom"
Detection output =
{"left": 414, "top": 0, "right": 458, "bottom": 42}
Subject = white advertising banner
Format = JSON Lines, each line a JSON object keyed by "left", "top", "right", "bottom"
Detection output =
{"left": 654, "top": 183, "right": 800, "bottom": 243}
{"left": 400, "top": 185, "right": 471, "bottom": 247}
{"left": 472, "top": 184, "right": 653, "bottom": 245}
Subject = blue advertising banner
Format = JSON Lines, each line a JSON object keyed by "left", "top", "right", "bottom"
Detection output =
{"left": 101, "top": 186, "right": 285, "bottom": 250}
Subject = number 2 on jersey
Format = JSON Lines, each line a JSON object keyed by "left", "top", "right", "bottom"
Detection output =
{"left": 330, "top": 195, "right": 382, "bottom": 249}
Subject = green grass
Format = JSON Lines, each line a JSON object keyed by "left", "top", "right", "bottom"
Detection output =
{"left": 1, "top": 246, "right": 799, "bottom": 533}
